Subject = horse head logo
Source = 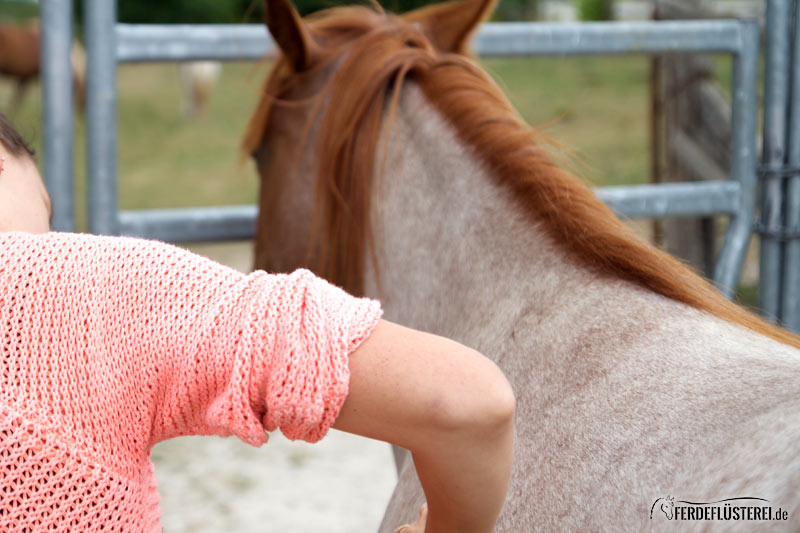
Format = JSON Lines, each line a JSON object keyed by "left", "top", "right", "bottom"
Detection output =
{"left": 650, "top": 495, "right": 675, "bottom": 520}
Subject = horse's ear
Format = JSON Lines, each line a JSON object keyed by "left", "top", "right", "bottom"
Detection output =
{"left": 402, "top": 0, "right": 497, "bottom": 55}
{"left": 263, "top": 0, "right": 320, "bottom": 71}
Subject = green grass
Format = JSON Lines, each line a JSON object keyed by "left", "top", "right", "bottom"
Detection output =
{"left": 1, "top": 61, "right": 271, "bottom": 229}
{"left": 114, "top": 62, "right": 267, "bottom": 210}
{"left": 484, "top": 55, "right": 652, "bottom": 187}
{"left": 736, "top": 283, "right": 759, "bottom": 311}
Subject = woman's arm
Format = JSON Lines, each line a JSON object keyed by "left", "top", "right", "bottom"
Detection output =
{"left": 333, "top": 320, "right": 516, "bottom": 533}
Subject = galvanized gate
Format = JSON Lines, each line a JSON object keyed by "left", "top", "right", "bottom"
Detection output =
{"left": 759, "top": 0, "right": 800, "bottom": 330}
{"left": 38, "top": 0, "right": 796, "bottom": 327}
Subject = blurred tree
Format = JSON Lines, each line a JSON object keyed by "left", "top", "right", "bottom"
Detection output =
{"left": 578, "top": 0, "right": 613, "bottom": 20}
{"left": 494, "top": 0, "right": 539, "bottom": 21}
{"left": 74, "top": 0, "right": 240, "bottom": 24}
{"left": 72, "top": 0, "right": 529, "bottom": 24}
{"left": 0, "top": 0, "right": 39, "bottom": 22}
{"left": 241, "top": 0, "right": 436, "bottom": 18}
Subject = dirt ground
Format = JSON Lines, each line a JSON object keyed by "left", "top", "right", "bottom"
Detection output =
{"left": 150, "top": 241, "right": 397, "bottom": 533}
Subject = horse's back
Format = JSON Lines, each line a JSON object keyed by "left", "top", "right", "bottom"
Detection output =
{"left": 520, "top": 290, "right": 799, "bottom": 529}
{"left": 381, "top": 285, "right": 800, "bottom": 531}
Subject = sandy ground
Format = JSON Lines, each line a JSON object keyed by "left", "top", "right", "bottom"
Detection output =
{"left": 152, "top": 433, "right": 397, "bottom": 533}
{"left": 150, "top": 242, "right": 397, "bottom": 533}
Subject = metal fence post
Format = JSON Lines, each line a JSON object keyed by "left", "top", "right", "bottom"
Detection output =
{"left": 713, "top": 20, "right": 760, "bottom": 297}
{"left": 780, "top": 0, "right": 800, "bottom": 330}
{"left": 85, "top": 0, "right": 120, "bottom": 235}
{"left": 40, "top": 0, "right": 75, "bottom": 232}
{"left": 758, "top": 0, "right": 792, "bottom": 321}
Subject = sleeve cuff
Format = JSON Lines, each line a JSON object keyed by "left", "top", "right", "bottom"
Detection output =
{"left": 261, "top": 269, "right": 383, "bottom": 443}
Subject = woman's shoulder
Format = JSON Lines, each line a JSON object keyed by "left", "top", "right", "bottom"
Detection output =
{"left": 0, "top": 230, "right": 173, "bottom": 249}
{"left": 0, "top": 231, "right": 243, "bottom": 282}
{"left": 0, "top": 231, "right": 217, "bottom": 263}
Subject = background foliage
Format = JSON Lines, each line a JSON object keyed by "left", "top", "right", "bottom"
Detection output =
{"left": 578, "top": 0, "right": 613, "bottom": 20}
{"left": 64, "top": 0, "right": 543, "bottom": 23}
{"left": 0, "top": 0, "right": 555, "bottom": 26}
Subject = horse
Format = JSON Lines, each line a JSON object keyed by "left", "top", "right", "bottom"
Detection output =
{"left": 178, "top": 61, "right": 221, "bottom": 117}
{"left": 243, "top": 0, "right": 800, "bottom": 529}
{"left": 0, "top": 20, "right": 85, "bottom": 114}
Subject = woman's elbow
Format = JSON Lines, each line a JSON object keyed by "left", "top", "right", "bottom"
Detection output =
{"left": 431, "top": 347, "right": 516, "bottom": 439}
{"left": 475, "top": 358, "right": 516, "bottom": 436}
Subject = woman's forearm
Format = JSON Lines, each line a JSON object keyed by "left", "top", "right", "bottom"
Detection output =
{"left": 333, "top": 320, "right": 515, "bottom": 532}
{"left": 412, "top": 401, "right": 514, "bottom": 532}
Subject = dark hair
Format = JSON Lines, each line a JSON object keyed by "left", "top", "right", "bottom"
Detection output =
{"left": 0, "top": 112, "right": 35, "bottom": 157}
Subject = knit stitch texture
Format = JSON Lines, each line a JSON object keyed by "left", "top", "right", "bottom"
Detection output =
{"left": 0, "top": 232, "right": 382, "bottom": 532}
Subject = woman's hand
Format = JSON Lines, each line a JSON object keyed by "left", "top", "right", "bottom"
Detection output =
{"left": 393, "top": 503, "right": 428, "bottom": 533}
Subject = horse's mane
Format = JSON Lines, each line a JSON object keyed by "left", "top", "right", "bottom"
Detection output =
{"left": 243, "top": 5, "right": 800, "bottom": 348}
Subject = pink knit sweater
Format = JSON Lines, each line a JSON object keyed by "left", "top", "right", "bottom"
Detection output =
{"left": 0, "top": 232, "right": 382, "bottom": 531}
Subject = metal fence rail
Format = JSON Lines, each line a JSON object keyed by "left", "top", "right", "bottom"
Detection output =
{"left": 114, "top": 19, "right": 750, "bottom": 62}
{"left": 117, "top": 24, "right": 273, "bottom": 62}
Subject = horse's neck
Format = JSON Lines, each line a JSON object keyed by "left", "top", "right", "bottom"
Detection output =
{"left": 368, "top": 82, "right": 641, "bottom": 347}
{"left": 372, "top": 83, "right": 800, "bottom": 530}
{"left": 366, "top": 83, "right": 797, "bottom": 363}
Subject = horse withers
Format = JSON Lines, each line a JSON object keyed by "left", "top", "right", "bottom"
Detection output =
{"left": 244, "top": 0, "right": 800, "bottom": 529}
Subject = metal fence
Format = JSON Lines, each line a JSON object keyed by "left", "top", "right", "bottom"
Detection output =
{"left": 758, "top": 0, "right": 800, "bottom": 329}
{"left": 39, "top": 1, "right": 795, "bottom": 326}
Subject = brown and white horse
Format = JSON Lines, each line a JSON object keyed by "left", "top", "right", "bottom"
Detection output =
{"left": 0, "top": 20, "right": 85, "bottom": 114}
{"left": 244, "top": 0, "right": 800, "bottom": 529}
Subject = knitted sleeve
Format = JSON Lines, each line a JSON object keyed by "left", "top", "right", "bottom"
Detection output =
{"left": 0, "top": 232, "right": 382, "bottom": 461}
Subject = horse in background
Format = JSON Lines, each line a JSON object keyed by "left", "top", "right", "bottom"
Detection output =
{"left": 0, "top": 20, "right": 86, "bottom": 115}
{"left": 244, "top": 0, "right": 800, "bottom": 529}
{"left": 178, "top": 61, "right": 221, "bottom": 117}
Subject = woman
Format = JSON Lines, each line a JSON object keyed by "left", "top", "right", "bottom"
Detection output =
{"left": 0, "top": 112, "right": 514, "bottom": 533}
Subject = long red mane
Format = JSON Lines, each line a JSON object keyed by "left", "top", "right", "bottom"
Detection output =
{"left": 244, "top": 4, "right": 800, "bottom": 348}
